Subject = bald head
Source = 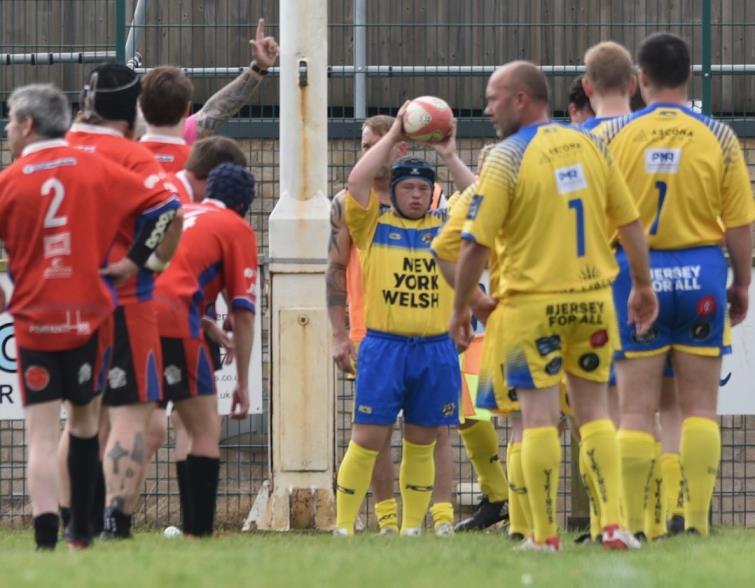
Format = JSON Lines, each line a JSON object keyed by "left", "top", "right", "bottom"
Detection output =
{"left": 485, "top": 61, "right": 550, "bottom": 138}
{"left": 495, "top": 61, "right": 549, "bottom": 105}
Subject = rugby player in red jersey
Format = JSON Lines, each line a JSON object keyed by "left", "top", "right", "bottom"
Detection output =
{"left": 138, "top": 67, "right": 192, "bottom": 173}
{"left": 142, "top": 135, "right": 248, "bottom": 534}
{"left": 0, "top": 83, "right": 180, "bottom": 550}
{"left": 63, "top": 63, "right": 184, "bottom": 540}
{"left": 154, "top": 163, "right": 257, "bottom": 536}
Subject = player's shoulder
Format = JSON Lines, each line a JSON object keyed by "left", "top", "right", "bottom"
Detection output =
{"left": 204, "top": 202, "right": 256, "bottom": 235}
{"left": 125, "top": 138, "right": 166, "bottom": 162}
{"left": 559, "top": 122, "right": 610, "bottom": 158}
{"left": 677, "top": 107, "right": 739, "bottom": 152}
{"left": 447, "top": 182, "right": 478, "bottom": 215}
{"left": 492, "top": 125, "right": 540, "bottom": 158}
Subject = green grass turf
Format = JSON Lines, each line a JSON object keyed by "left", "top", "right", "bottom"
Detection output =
{"left": 0, "top": 528, "right": 752, "bottom": 587}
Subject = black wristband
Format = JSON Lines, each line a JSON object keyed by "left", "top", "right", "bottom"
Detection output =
{"left": 251, "top": 62, "right": 268, "bottom": 76}
{"left": 127, "top": 207, "right": 177, "bottom": 267}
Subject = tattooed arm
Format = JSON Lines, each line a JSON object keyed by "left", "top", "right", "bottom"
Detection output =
{"left": 326, "top": 190, "right": 356, "bottom": 374}
{"left": 194, "top": 18, "right": 280, "bottom": 138}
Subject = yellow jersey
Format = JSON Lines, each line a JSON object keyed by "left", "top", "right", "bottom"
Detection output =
{"left": 432, "top": 182, "right": 504, "bottom": 297}
{"left": 462, "top": 122, "right": 639, "bottom": 298}
{"left": 600, "top": 103, "right": 754, "bottom": 249}
{"left": 345, "top": 188, "right": 452, "bottom": 336}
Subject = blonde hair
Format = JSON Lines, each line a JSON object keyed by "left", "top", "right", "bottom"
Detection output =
{"left": 584, "top": 41, "right": 635, "bottom": 94}
{"left": 362, "top": 115, "right": 394, "bottom": 136}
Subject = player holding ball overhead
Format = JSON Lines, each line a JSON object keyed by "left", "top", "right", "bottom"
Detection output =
{"left": 334, "top": 100, "right": 475, "bottom": 536}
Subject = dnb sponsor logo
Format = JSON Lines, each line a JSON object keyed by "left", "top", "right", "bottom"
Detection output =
{"left": 645, "top": 148, "right": 681, "bottom": 174}
{"left": 554, "top": 164, "right": 587, "bottom": 194}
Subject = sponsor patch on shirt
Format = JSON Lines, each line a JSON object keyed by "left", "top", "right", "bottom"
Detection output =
{"left": 466, "top": 195, "right": 483, "bottom": 220}
{"left": 554, "top": 164, "right": 587, "bottom": 194}
{"left": 645, "top": 148, "right": 681, "bottom": 174}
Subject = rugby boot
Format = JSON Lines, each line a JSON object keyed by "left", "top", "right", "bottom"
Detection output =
{"left": 454, "top": 496, "right": 509, "bottom": 532}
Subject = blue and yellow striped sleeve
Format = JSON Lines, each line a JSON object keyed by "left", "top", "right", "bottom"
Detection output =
{"left": 462, "top": 144, "right": 518, "bottom": 249}
{"left": 431, "top": 183, "right": 477, "bottom": 262}
{"left": 719, "top": 127, "right": 755, "bottom": 228}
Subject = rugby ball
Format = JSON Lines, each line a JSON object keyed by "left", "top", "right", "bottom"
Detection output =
{"left": 163, "top": 525, "right": 182, "bottom": 538}
{"left": 403, "top": 96, "right": 453, "bottom": 143}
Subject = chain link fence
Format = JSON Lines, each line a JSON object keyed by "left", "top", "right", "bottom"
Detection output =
{"left": 1, "top": 0, "right": 754, "bottom": 529}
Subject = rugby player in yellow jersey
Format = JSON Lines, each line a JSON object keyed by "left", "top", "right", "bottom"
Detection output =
{"left": 600, "top": 33, "right": 754, "bottom": 538}
{"left": 450, "top": 61, "right": 658, "bottom": 551}
{"left": 583, "top": 40, "right": 684, "bottom": 541}
{"left": 333, "top": 107, "right": 475, "bottom": 536}
{"left": 328, "top": 115, "right": 469, "bottom": 535}
{"left": 431, "top": 145, "right": 514, "bottom": 533}
{"left": 433, "top": 178, "right": 533, "bottom": 540}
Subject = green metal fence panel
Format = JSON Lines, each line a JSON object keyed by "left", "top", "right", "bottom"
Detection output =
{"left": 0, "top": 0, "right": 754, "bottom": 530}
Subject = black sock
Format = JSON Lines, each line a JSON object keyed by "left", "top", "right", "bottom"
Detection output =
{"left": 34, "top": 512, "right": 59, "bottom": 550}
{"left": 186, "top": 455, "right": 220, "bottom": 536}
{"left": 103, "top": 505, "right": 133, "bottom": 538}
{"left": 90, "top": 462, "right": 105, "bottom": 535}
{"left": 59, "top": 506, "right": 71, "bottom": 532}
{"left": 67, "top": 433, "right": 99, "bottom": 542}
{"left": 176, "top": 460, "right": 192, "bottom": 534}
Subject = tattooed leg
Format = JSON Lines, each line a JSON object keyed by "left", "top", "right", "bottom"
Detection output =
{"left": 103, "top": 405, "right": 155, "bottom": 516}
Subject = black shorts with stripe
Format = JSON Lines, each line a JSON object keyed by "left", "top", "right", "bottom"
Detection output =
{"left": 18, "top": 315, "right": 114, "bottom": 407}
{"left": 160, "top": 336, "right": 216, "bottom": 404}
{"left": 103, "top": 303, "right": 162, "bottom": 407}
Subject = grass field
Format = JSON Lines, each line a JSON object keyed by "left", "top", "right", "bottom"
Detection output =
{"left": 0, "top": 528, "right": 752, "bottom": 587}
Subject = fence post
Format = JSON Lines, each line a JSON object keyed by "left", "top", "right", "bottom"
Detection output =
{"left": 702, "top": 0, "right": 712, "bottom": 115}
{"left": 115, "top": 0, "right": 126, "bottom": 64}
{"left": 125, "top": 0, "right": 149, "bottom": 66}
{"left": 247, "top": 0, "right": 335, "bottom": 532}
{"left": 353, "top": 0, "right": 367, "bottom": 119}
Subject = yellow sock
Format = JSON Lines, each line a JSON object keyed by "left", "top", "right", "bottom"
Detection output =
{"left": 661, "top": 452, "right": 684, "bottom": 519}
{"left": 680, "top": 417, "right": 720, "bottom": 535}
{"left": 429, "top": 502, "right": 454, "bottom": 530}
{"left": 617, "top": 429, "right": 655, "bottom": 534}
{"left": 374, "top": 498, "right": 398, "bottom": 532}
{"left": 522, "top": 427, "right": 560, "bottom": 543}
{"left": 580, "top": 419, "right": 622, "bottom": 531}
{"left": 578, "top": 440, "right": 602, "bottom": 540}
{"left": 336, "top": 441, "right": 379, "bottom": 533}
{"left": 507, "top": 441, "right": 531, "bottom": 537}
{"left": 645, "top": 441, "right": 666, "bottom": 539}
{"left": 400, "top": 439, "right": 436, "bottom": 533}
{"left": 459, "top": 420, "right": 509, "bottom": 502}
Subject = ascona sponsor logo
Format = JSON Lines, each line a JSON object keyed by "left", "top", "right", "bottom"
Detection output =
{"left": 554, "top": 164, "right": 587, "bottom": 194}
{"left": 645, "top": 148, "right": 681, "bottom": 173}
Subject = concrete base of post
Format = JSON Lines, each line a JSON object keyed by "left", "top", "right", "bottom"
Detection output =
{"left": 243, "top": 481, "right": 336, "bottom": 531}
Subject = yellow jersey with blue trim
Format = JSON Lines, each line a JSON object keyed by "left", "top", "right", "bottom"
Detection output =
{"left": 431, "top": 182, "right": 504, "bottom": 297}
{"left": 345, "top": 188, "right": 453, "bottom": 336}
{"left": 580, "top": 116, "right": 616, "bottom": 134}
{"left": 600, "top": 103, "right": 755, "bottom": 249}
{"left": 462, "top": 122, "right": 639, "bottom": 297}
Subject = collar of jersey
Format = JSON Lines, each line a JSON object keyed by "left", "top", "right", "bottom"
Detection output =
{"left": 580, "top": 115, "right": 616, "bottom": 130}
{"left": 21, "top": 139, "right": 68, "bottom": 157}
{"left": 518, "top": 120, "right": 552, "bottom": 132}
{"left": 639, "top": 101, "right": 690, "bottom": 116}
{"left": 69, "top": 122, "right": 124, "bottom": 138}
{"left": 140, "top": 133, "right": 187, "bottom": 145}
{"left": 202, "top": 198, "right": 227, "bottom": 209}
